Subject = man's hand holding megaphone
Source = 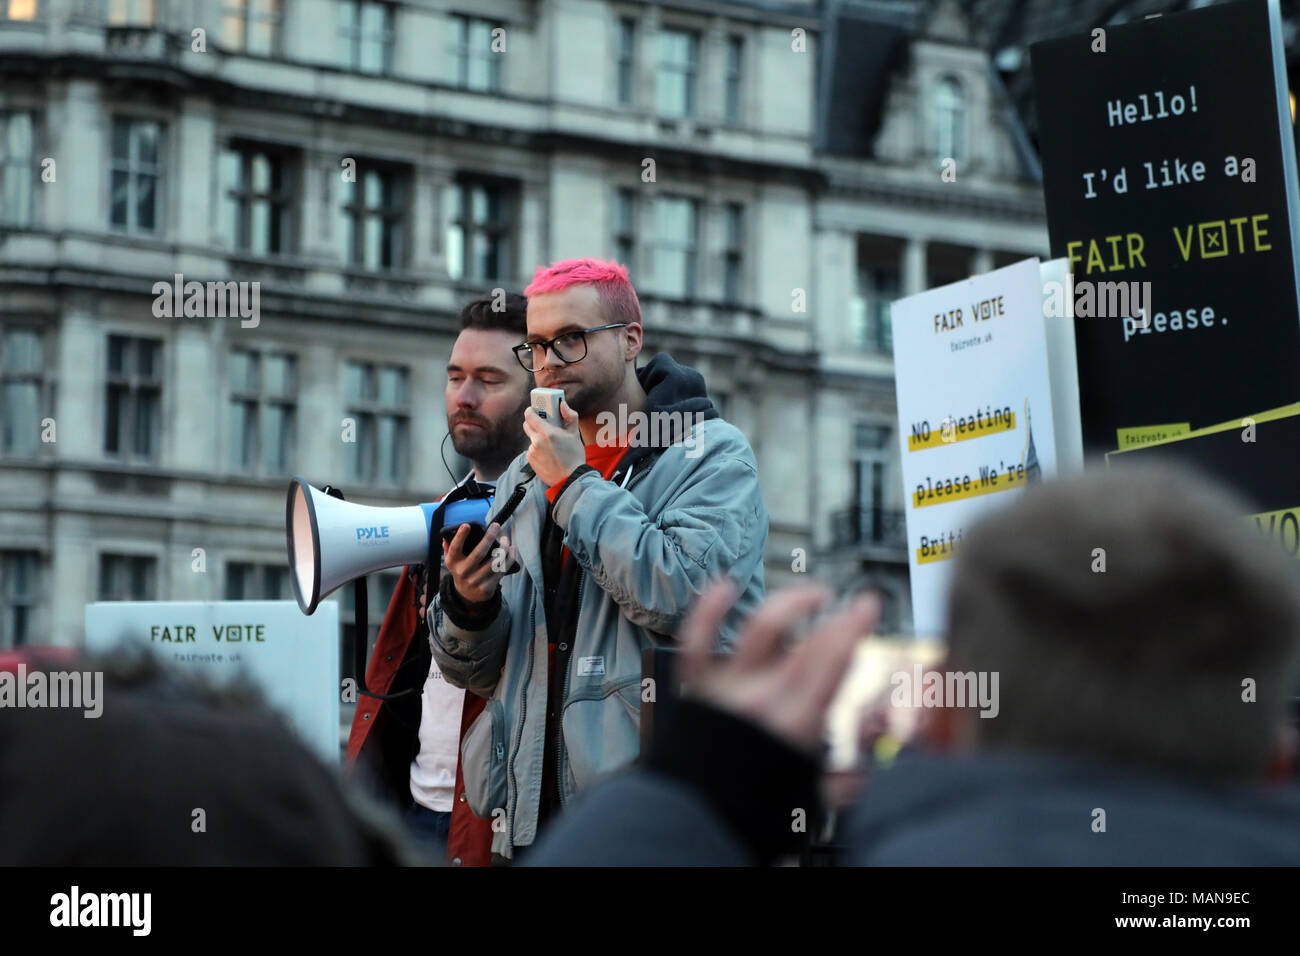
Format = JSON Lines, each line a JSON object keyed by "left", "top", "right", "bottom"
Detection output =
{"left": 442, "top": 522, "right": 520, "bottom": 605}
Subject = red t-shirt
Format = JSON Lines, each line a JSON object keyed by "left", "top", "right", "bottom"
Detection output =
{"left": 547, "top": 436, "right": 632, "bottom": 497}
{"left": 545, "top": 440, "right": 631, "bottom": 525}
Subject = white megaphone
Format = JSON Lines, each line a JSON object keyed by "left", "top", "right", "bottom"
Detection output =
{"left": 286, "top": 476, "right": 487, "bottom": 615}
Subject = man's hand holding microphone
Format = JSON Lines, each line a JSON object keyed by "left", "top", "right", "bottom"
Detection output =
{"left": 522, "top": 398, "right": 585, "bottom": 488}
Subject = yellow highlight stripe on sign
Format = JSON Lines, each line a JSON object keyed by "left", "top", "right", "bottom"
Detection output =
{"left": 907, "top": 412, "right": 1017, "bottom": 452}
{"left": 916, "top": 545, "right": 960, "bottom": 565}
{"left": 912, "top": 467, "right": 1028, "bottom": 509}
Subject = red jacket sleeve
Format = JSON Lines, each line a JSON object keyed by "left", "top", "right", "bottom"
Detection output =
{"left": 345, "top": 566, "right": 421, "bottom": 768}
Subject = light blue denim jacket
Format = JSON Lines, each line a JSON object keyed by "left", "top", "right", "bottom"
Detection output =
{"left": 429, "top": 416, "right": 768, "bottom": 858}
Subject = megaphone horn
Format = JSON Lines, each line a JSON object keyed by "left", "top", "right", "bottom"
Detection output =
{"left": 285, "top": 477, "right": 441, "bottom": 615}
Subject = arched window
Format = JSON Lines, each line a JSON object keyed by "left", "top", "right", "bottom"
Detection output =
{"left": 932, "top": 76, "right": 964, "bottom": 161}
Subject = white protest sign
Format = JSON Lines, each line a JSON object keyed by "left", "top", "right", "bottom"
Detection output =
{"left": 890, "top": 258, "right": 1061, "bottom": 637}
{"left": 85, "top": 600, "right": 340, "bottom": 763}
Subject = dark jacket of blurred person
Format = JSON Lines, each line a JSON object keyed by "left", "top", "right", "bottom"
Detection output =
{"left": 522, "top": 699, "right": 1300, "bottom": 866}
{"left": 0, "top": 648, "right": 415, "bottom": 865}
{"left": 521, "top": 464, "right": 1300, "bottom": 866}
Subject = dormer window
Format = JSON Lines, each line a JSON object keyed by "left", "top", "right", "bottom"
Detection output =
{"left": 932, "top": 76, "right": 964, "bottom": 161}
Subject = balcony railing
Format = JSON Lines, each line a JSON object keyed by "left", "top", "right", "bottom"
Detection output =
{"left": 830, "top": 505, "right": 907, "bottom": 551}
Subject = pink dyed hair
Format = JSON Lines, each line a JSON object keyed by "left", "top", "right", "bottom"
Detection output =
{"left": 524, "top": 257, "right": 642, "bottom": 328}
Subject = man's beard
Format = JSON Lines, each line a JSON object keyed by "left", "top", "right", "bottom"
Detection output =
{"left": 449, "top": 400, "right": 529, "bottom": 465}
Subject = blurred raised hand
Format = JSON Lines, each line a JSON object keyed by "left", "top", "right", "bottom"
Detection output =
{"left": 677, "top": 580, "right": 881, "bottom": 755}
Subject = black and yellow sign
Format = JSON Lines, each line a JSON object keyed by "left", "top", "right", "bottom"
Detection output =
{"left": 1031, "top": 0, "right": 1300, "bottom": 451}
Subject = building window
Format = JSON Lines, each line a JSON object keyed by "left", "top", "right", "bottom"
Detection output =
{"left": 722, "top": 202, "right": 743, "bottom": 304}
{"left": 344, "top": 361, "right": 409, "bottom": 486}
{"left": 98, "top": 554, "right": 157, "bottom": 601}
{"left": 107, "top": 0, "right": 156, "bottom": 26}
{"left": 226, "top": 561, "right": 289, "bottom": 600}
{"left": 223, "top": 0, "right": 281, "bottom": 55}
{"left": 933, "top": 76, "right": 964, "bottom": 161}
{"left": 613, "top": 187, "right": 636, "bottom": 269}
{"left": 616, "top": 16, "right": 636, "bottom": 105}
{"left": 724, "top": 35, "right": 744, "bottom": 124}
{"left": 110, "top": 117, "right": 162, "bottom": 234}
{"left": 449, "top": 14, "right": 502, "bottom": 92}
{"left": 1, "top": 327, "right": 43, "bottom": 456}
{"left": 229, "top": 349, "right": 296, "bottom": 475}
{"left": 649, "top": 196, "right": 698, "bottom": 299}
{"left": 445, "top": 177, "right": 515, "bottom": 282}
{"left": 219, "top": 144, "right": 292, "bottom": 255}
{"left": 656, "top": 28, "right": 698, "bottom": 118}
{"left": 105, "top": 335, "right": 162, "bottom": 461}
{"left": 338, "top": 0, "right": 393, "bottom": 75}
{"left": 0, "top": 552, "right": 37, "bottom": 649}
{"left": 0, "top": 112, "right": 34, "bottom": 227}
{"left": 337, "top": 166, "right": 406, "bottom": 270}
{"left": 851, "top": 424, "right": 891, "bottom": 544}
{"left": 3, "top": 0, "right": 39, "bottom": 20}
{"left": 850, "top": 262, "right": 899, "bottom": 353}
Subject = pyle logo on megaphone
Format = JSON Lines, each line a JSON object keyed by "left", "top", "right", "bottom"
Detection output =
{"left": 355, "top": 525, "right": 391, "bottom": 542}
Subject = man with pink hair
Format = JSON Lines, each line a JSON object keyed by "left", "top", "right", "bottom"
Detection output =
{"left": 427, "top": 257, "right": 769, "bottom": 862}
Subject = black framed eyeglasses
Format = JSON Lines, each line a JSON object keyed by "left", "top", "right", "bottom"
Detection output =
{"left": 512, "top": 323, "right": 628, "bottom": 372}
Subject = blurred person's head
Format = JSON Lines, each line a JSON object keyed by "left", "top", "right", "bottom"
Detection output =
{"left": 447, "top": 293, "right": 532, "bottom": 479}
{"left": 520, "top": 258, "right": 643, "bottom": 418}
{"left": 0, "top": 646, "right": 419, "bottom": 865}
{"left": 936, "top": 463, "right": 1300, "bottom": 783}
